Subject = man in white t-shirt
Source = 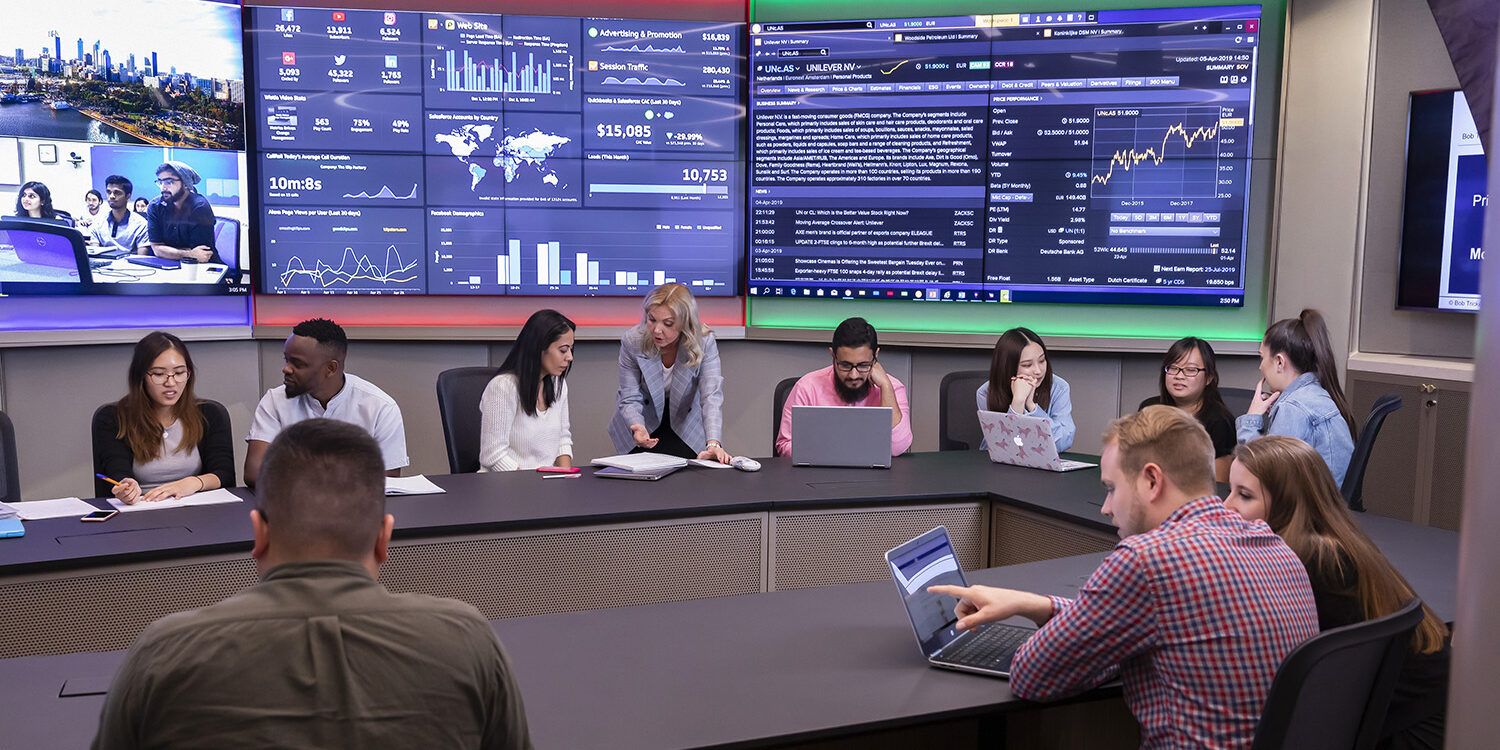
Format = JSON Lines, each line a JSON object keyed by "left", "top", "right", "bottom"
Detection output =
{"left": 245, "top": 318, "right": 408, "bottom": 486}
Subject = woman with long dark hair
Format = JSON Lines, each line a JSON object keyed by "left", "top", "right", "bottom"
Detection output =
{"left": 1227, "top": 436, "right": 1449, "bottom": 749}
{"left": 976, "top": 327, "right": 1074, "bottom": 451}
{"left": 1237, "top": 308, "right": 1356, "bottom": 484}
{"left": 14, "top": 181, "right": 60, "bottom": 222}
{"left": 1140, "top": 337, "right": 1235, "bottom": 481}
{"left": 91, "top": 332, "right": 235, "bottom": 502}
{"left": 478, "top": 309, "right": 576, "bottom": 472}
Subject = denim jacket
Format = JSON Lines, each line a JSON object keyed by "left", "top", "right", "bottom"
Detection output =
{"left": 1236, "top": 372, "right": 1355, "bottom": 485}
{"left": 976, "top": 375, "right": 1075, "bottom": 452}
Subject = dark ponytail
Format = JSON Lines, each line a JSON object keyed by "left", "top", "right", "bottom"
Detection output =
{"left": 1263, "top": 309, "right": 1355, "bottom": 436}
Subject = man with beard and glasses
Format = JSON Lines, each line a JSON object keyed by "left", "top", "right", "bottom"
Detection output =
{"left": 775, "top": 317, "right": 912, "bottom": 457}
{"left": 244, "top": 318, "right": 408, "bottom": 486}
{"left": 144, "top": 161, "right": 218, "bottom": 263}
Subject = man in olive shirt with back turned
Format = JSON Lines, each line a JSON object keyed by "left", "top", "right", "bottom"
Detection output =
{"left": 92, "top": 419, "right": 532, "bottom": 749}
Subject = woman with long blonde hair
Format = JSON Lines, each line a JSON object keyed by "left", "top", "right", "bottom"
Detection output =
{"left": 1228, "top": 436, "right": 1449, "bottom": 749}
{"left": 608, "top": 283, "right": 729, "bottom": 462}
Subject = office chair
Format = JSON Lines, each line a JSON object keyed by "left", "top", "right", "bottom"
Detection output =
{"left": 1252, "top": 598, "right": 1424, "bottom": 750}
{"left": 939, "top": 370, "right": 989, "bottom": 451}
{"left": 1218, "top": 386, "right": 1256, "bottom": 419}
{"left": 771, "top": 376, "right": 800, "bottom": 456}
{"left": 1342, "top": 393, "right": 1403, "bottom": 512}
{"left": 0, "top": 410, "right": 19, "bottom": 505}
{"left": 436, "top": 367, "right": 498, "bottom": 474}
{"left": 212, "top": 216, "right": 240, "bottom": 268}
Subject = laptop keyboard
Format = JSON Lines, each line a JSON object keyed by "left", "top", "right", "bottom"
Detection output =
{"left": 938, "top": 624, "right": 1035, "bottom": 669}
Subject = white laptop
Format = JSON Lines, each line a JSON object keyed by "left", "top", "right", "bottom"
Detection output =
{"left": 977, "top": 410, "right": 1096, "bottom": 472}
{"left": 791, "top": 405, "right": 893, "bottom": 468}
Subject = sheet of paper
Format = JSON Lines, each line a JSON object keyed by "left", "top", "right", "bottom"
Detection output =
{"left": 10, "top": 497, "right": 99, "bottom": 520}
{"left": 107, "top": 487, "right": 244, "bottom": 512}
{"left": 687, "top": 459, "right": 733, "bottom": 470}
{"left": 385, "top": 475, "right": 446, "bottom": 496}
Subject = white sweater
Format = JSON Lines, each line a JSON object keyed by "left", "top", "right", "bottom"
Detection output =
{"left": 478, "top": 373, "right": 573, "bottom": 472}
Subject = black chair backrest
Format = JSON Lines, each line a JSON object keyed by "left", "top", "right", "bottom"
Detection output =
{"left": 771, "top": 376, "right": 800, "bottom": 456}
{"left": 940, "top": 370, "right": 990, "bottom": 451}
{"left": 0, "top": 410, "right": 19, "bottom": 505}
{"left": 1252, "top": 598, "right": 1425, "bottom": 750}
{"left": 1219, "top": 386, "right": 1256, "bottom": 419}
{"left": 1342, "top": 393, "right": 1402, "bottom": 512}
{"left": 436, "top": 367, "right": 498, "bottom": 474}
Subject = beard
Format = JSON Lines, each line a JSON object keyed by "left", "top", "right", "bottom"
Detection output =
{"left": 833, "top": 373, "right": 872, "bottom": 404}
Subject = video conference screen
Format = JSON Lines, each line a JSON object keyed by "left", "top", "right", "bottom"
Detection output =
{"left": 246, "top": 8, "right": 743, "bottom": 296}
{"left": 1398, "top": 89, "right": 1486, "bottom": 313}
{"left": 0, "top": 0, "right": 250, "bottom": 296}
{"left": 747, "top": 6, "right": 1263, "bottom": 307}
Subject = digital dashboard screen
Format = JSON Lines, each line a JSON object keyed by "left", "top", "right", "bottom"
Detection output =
{"left": 246, "top": 8, "right": 742, "bottom": 295}
{"left": 747, "top": 6, "right": 1262, "bottom": 306}
{"left": 1398, "top": 89, "right": 1486, "bottom": 313}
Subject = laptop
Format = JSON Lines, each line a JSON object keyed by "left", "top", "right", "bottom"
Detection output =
{"left": 791, "top": 405, "right": 892, "bottom": 468}
{"left": 977, "top": 410, "right": 1096, "bottom": 472}
{"left": 886, "top": 526, "right": 1037, "bottom": 678}
{"left": 595, "top": 465, "right": 682, "bottom": 481}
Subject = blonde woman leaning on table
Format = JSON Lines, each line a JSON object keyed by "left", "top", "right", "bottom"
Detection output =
{"left": 609, "top": 283, "right": 731, "bottom": 463}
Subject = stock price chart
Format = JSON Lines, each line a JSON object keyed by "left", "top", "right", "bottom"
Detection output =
{"left": 748, "top": 6, "right": 1262, "bottom": 306}
{"left": 249, "top": 8, "right": 742, "bottom": 295}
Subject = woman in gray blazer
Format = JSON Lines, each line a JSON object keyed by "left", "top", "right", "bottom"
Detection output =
{"left": 609, "top": 283, "right": 731, "bottom": 462}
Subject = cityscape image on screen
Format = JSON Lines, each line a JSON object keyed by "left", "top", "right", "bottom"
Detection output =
{"left": 0, "top": 0, "right": 250, "bottom": 296}
{"left": 747, "top": 6, "right": 1264, "bottom": 306}
{"left": 247, "top": 8, "right": 742, "bottom": 296}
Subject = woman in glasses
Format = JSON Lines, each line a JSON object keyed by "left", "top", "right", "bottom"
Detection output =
{"left": 1140, "top": 336, "right": 1236, "bottom": 481}
{"left": 976, "top": 327, "right": 1074, "bottom": 451}
{"left": 91, "top": 332, "right": 235, "bottom": 502}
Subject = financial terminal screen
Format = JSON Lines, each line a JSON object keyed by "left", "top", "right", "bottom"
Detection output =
{"left": 246, "top": 8, "right": 742, "bottom": 295}
{"left": 748, "top": 6, "right": 1262, "bottom": 306}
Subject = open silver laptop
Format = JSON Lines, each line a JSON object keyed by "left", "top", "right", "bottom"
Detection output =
{"left": 886, "top": 526, "right": 1037, "bottom": 678}
{"left": 977, "top": 410, "right": 1095, "bottom": 472}
{"left": 791, "top": 405, "right": 892, "bottom": 468}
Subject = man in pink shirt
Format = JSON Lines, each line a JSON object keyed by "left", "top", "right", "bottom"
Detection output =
{"left": 776, "top": 317, "right": 912, "bottom": 457}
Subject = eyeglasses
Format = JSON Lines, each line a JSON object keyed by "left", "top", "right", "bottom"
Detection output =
{"left": 834, "top": 361, "right": 874, "bottom": 373}
{"left": 154, "top": 177, "right": 180, "bottom": 186}
{"left": 146, "top": 367, "right": 190, "bottom": 384}
{"left": 1164, "top": 365, "right": 1206, "bottom": 377}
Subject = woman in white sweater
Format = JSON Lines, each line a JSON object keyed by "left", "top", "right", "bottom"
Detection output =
{"left": 479, "top": 309, "right": 576, "bottom": 472}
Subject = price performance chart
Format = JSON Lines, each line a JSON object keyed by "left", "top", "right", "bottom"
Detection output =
{"left": 748, "top": 7, "right": 1262, "bottom": 307}
{"left": 247, "top": 8, "right": 742, "bottom": 296}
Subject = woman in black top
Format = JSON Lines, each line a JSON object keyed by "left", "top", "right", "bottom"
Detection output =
{"left": 92, "top": 332, "right": 235, "bottom": 502}
{"left": 1227, "top": 436, "right": 1450, "bottom": 750}
{"left": 1139, "top": 336, "right": 1235, "bottom": 481}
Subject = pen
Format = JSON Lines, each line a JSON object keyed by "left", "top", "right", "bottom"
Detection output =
{"left": 95, "top": 473, "right": 122, "bottom": 487}
{"left": 542, "top": 473, "right": 581, "bottom": 479}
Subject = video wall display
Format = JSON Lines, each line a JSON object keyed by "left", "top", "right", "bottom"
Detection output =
{"left": 1398, "top": 89, "right": 1486, "bottom": 313}
{"left": 246, "top": 8, "right": 743, "bottom": 296}
{"left": 0, "top": 0, "right": 250, "bottom": 296}
{"left": 747, "top": 5, "right": 1264, "bottom": 307}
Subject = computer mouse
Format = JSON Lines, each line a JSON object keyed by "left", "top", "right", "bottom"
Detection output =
{"left": 731, "top": 456, "right": 761, "bottom": 472}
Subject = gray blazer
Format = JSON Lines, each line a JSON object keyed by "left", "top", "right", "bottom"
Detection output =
{"left": 608, "top": 329, "right": 724, "bottom": 454}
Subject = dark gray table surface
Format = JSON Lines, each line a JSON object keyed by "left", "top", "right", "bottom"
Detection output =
{"left": 0, "top": 555, "right": 1108, "bottom": 750}
{"left": 0, "top": 451, "right": 1111, "bottom": 574}
{"left": 0, "top": 513, "right": 1459, "bottom": 750}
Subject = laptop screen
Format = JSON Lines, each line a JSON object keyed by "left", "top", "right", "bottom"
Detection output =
{"left": 887, "top": 527, "right": 969, "bottom": 657}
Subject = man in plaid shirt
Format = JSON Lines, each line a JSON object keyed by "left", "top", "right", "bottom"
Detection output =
{"left": 932, "top": 405, "right": 1318, "bottom": 748}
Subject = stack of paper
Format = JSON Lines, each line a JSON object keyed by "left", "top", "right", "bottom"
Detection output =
{"left": 107, "top": 487, "right": 243, "bottom": 512}
{"left": 8, "top": 497, "right": 100, "bottom": 520}
{"left": 591, "top": 454, "right": 689, "bottom": 473}
{"left": 385, "top": 475, "right": 447, "bottom": 496}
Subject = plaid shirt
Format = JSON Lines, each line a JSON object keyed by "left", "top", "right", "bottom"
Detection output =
{"left": 1010, "top": 496, "right": 1319, "bottom": 749}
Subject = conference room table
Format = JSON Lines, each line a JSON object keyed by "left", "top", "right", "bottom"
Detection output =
{"left": 0, "top": 451, "right": 1458, "bottom": 664}
{"left": 0, "top": 520, "right": 1458, "bottom": 750}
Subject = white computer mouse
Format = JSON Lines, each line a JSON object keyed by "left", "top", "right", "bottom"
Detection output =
{"left": 731, "top": 456, "right": 761, "bottom": 472}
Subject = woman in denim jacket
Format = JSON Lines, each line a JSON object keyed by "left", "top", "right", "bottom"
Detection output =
{"left": 1236, "top": 309, "right": 1357, "bottom": 485}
